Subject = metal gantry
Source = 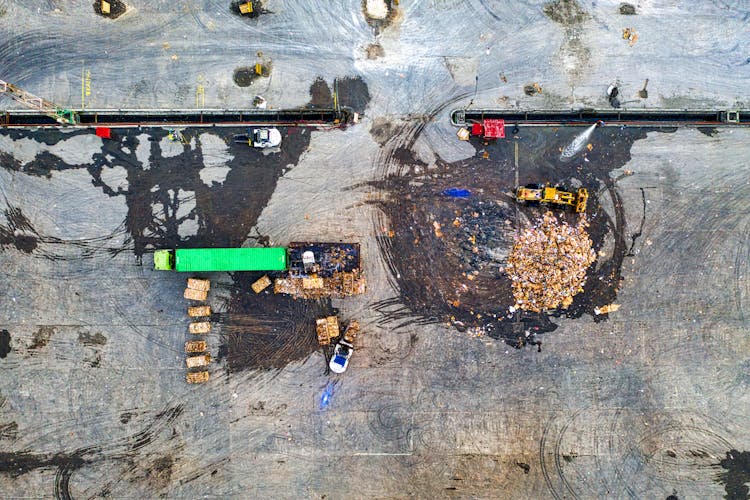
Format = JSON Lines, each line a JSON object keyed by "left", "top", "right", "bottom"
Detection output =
{"left": 0, "top": 79, "right": 79, "bottom": 125}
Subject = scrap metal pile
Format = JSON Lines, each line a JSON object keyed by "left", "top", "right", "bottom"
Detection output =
{"left": 505, "top": 211, "right": 596, "bottom": 312}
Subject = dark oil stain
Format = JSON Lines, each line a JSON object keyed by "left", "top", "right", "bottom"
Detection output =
{"left": 543, "top": 0, "right": 589, "bottom": 25}
{"left": 619, "top": 2, "right": 637, "bottom": 15}
{"left": 309, "top": 77, "right": 333, "bottom": 107}
{"left": 372, "top": 125, "right": 670, "bottom": 347}
{"left": 233, "top": 64, "right": 270, "bottom": 87}
{"left": 29, "top": 326, "right": 56, "bottom": 350}
{"left": 308, "top": 76, "right": 371, "bottom": 116}
{"left": 697, "top": 127, "right": 718, "bottom": 137}
{"left": 0, "top": 448, "right": 94, "bottom": 496}
{"left": 516, "top": 461, "right": 531, "bottom": 474}
{"left": 369, "top": 117, "right": 399, "bottom": 145}
{"left": 718, "top": 450, "right": 750, "bottom": 499}
{"left": 335, "top": 76, "right": 371, "bottom": 115}
{"left": 0, "top": 421, "right": 18, "bottom": 440}
{"left": 93, "top": 0, "right": 127, "bottom": 19}
{"left": 0, "top": 205, "right": 39, "bottom": 253}
{"left": 0, "top": 330, "right": 10, "bottom": 359}
{"left": 85, "top": 351, "right": 102, "bottom": 368}
{"left": 229, "top": 0, "right": 270, "bottom": 18}
{"left": 77, "top": 331, "right": 108, "bottom": 346}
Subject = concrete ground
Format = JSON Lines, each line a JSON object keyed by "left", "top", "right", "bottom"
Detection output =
{"left": 1, "top": 1, "right": 749, "bottom": 498}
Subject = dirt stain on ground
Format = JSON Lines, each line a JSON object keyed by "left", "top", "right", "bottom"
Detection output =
{"left": 543, "top": 0, "right": 589, "bottom": 25}
{"left": 373, "top": 125, "right": 667, "bottom": 346}
{"left": 366, "top": 43, "right": 385, "bottom": 59}
{"left": 0, "top": 205, "right": 39, "bottom": 253}
{"left": 29, "top": 326, "right": 56, "bottom": 350}
{"left": 0, "top": 421, "right": 18, "bottom": 440}
{"left": 0, "top": 330, "right": 10, "bottom": 359}
{"left": 619, "top": 3, "right": 637, "bottom": 15}
{"left": 233, "top": 64, "right": 270, "bottom": 87}
{"left": 0, "top": 404, "right": 184, "bottom": 498}
{"left": 78, "top": 331, "right": 108, "bottom": 346}
{"left": 309, "top": 76, "right": 371, "bottom": 115}
{"left": 718, "top": 450, "right": 750, "bottom": 499}
{"left": 93, "top": 0, "right": 127, "bottom": 19}
{"left": 216, "top": 273, "right": 333, "bottom": 372}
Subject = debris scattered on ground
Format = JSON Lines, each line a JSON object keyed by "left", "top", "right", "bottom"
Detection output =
{"left": 505, "top": 211, "right": 596, "bottom": 312}
{"left": 274, "top": 243, "right": 366, "bottom": 299}
{"left": 594, "top": 303, "right": 621, "bottom": 315}
{"left": 524, "top": 83, "right": 543, "bottom": 96}
{"left": 622, "top": 27, "right": 638, "bottom": 46}
{"left": 456, "top": 127, "right": 470, "bottom": 141}
{"left": 275, "top": 270, "right": 366, "bottom": 299}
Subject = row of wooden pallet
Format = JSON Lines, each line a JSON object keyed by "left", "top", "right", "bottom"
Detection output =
{"left": 184, "top": 279, "right": 212, "bottom": 384}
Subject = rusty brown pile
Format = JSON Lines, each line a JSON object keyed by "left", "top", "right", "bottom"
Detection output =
{"left": 505, "top": 211, "right": 596, "bottom": 312}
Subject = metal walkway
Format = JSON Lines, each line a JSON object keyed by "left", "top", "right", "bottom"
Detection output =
{"left": 0, "top": 107, "right": 355, "bottom": 128}
{"left": 451, "top": 108, "right": 747, "bottom": 127}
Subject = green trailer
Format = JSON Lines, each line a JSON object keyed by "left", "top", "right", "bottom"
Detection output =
{"left": 154, "top": 247, "right": 288, "bottom": 272}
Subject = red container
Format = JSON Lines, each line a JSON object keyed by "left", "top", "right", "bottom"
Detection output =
{"left": 95, "top": 127, "right": 112, "bottom": 139}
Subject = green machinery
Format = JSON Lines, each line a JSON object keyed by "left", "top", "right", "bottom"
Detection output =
{"left": 0, "top": 79, "right": 80, "bottom": 125}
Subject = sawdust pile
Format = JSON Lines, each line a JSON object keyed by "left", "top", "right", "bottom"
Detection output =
{"left": 505, "top": 211, "right": 596, "bottom": 312}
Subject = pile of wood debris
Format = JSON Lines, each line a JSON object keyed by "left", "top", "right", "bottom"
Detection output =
{"left": 274, "top": 270, "right": 366, "bottom": 300}
{"left": 505, "top": 211, "right": 596, "bottom": 312}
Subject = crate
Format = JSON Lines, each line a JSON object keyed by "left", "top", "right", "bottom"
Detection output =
{"left": 186, "top": 354, "right": 211, "bottom": 368}
{"left": 184, "top": 288, "right": 208, "bottom": 301}
{"left": 188, "top": 305, "right": 211, "bottom": 317}
{"left": 189, "top": 322, "right": 211, "bottom": 334}
{"left": 185, "top": 340, "right": 207, "bottom": 353}
{"left": 251, "top": 275, "right": 272, "bottom": 294}
{"left": 187, "top": 278, "right": 210, "bottom": 291}
{"left": 186, "top": 371, "right": 210, "bottom": 384}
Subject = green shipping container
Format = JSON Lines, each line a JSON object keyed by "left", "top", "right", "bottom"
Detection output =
{"left": 173, "top": 247, "right": 287, "bottom": 272}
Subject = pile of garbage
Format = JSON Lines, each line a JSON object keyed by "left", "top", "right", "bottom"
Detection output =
{"left": 505, "top": 211, "right": 596, "bottom": 312}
